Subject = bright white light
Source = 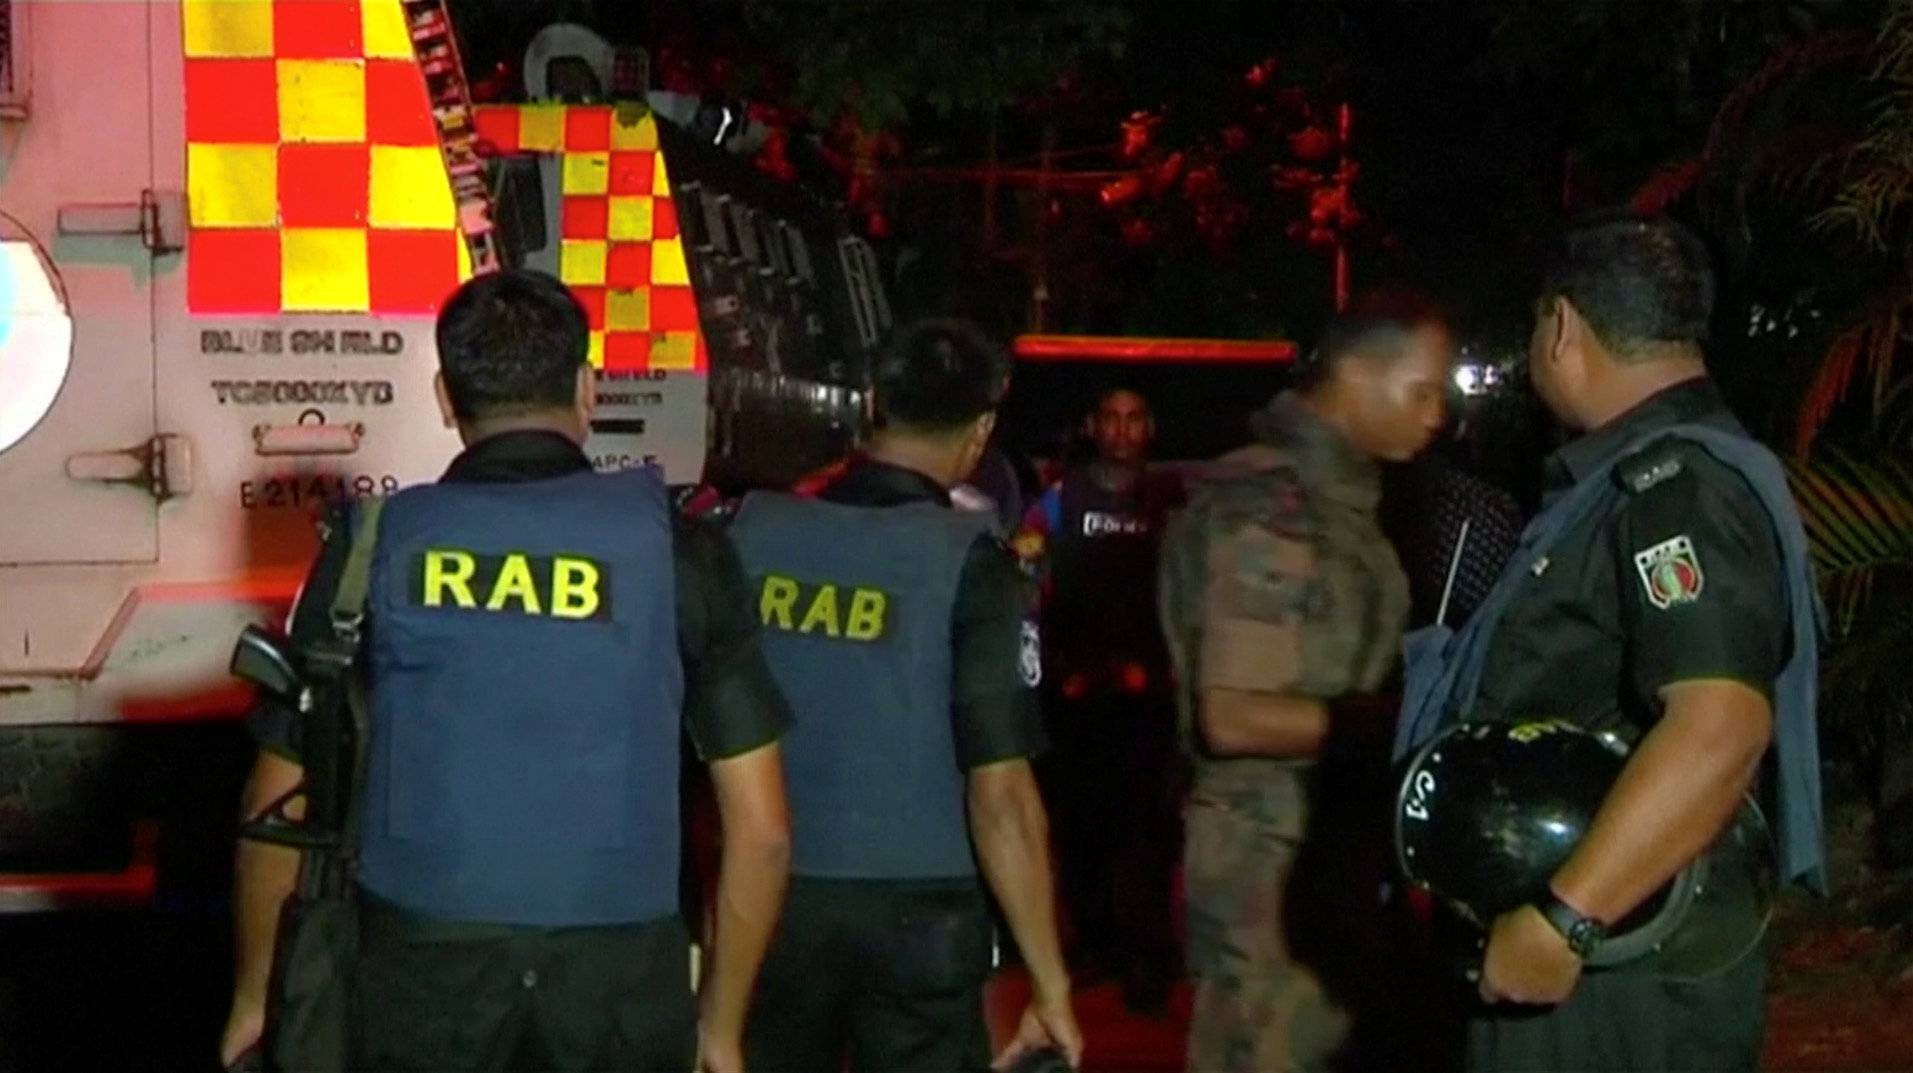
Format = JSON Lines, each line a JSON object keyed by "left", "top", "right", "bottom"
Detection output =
{"left": 0, "top": 241, "right": 75, "bottom": 455}
{"left": 1453, "top": 363, "right": 1500, "bottom": 397}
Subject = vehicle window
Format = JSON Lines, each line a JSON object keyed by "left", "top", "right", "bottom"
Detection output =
{"left": 0, "top": 226, "right": 73, "bottom": 454}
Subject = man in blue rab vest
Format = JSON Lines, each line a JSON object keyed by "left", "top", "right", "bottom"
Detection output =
{"left": 1396, "top": 216, "right": 1825, "bottom": 1072}
{"left": 219, "top": 270, "right": 794, "bottom": 1073}
{"left": 731, "top": 320, "right": 1084, "bottom": 1072}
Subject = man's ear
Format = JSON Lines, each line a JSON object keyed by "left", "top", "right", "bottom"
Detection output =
{"left": 1547, "top": 296, "right": 1578, "bottom": 367}
{"left": 574, "top": 364, "right": 595, "bottom": 418}
{"left": 433, "top": 372, "right": 458, "bottom": 430}
{"left": 973, "top": 411, "right": 998, "bottom": 450}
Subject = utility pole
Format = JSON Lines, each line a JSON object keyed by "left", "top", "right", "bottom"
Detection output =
{"left": 1333, "top": 101, "right": 1352, "bottom": 312}
{"left": 1029, "top": 121, "right": 1056, "bottom": 332}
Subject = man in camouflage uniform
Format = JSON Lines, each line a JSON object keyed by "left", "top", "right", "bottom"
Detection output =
{"left": 1160, "top": 291, "right": 1453, "bottom": 1071}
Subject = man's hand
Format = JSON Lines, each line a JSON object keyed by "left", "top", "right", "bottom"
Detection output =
{"left": 993, "top": 985, "right": 1084, "bottom": 1070}
{"left": 1197, "top": 688, "right": 1330, "bottom": 759}
{"left": 217, "top": 999, "right": 265, "bottom": 1069}
{"left": 1478, "top": 904, "right": 1583, "bottom": 1006}
{"left": 696, "top": 1022, "right": 745, "bottom": 1073}
{"left": 701, "top": 742, "right": 790, "bottom": 1063}
{"left": 969, "top": 760, "right": 1079, "bottom": 1067}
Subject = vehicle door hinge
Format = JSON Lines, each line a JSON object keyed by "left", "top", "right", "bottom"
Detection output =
{"left": 65, "top": 434, "right": 194, "bottom": 502}
{"left": 55, "top": 190, "right": 184, "bottom": 255}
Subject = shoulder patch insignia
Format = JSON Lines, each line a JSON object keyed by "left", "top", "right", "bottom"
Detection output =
{"left": 1633, "top": 535, "right": 1704, "bottom": 609}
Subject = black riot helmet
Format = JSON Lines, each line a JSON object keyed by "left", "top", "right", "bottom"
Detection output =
{"left": 1395, "top": 719, "right": 1776, "bottom": 981}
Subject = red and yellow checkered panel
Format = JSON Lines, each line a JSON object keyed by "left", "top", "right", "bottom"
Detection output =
{"left": 472, "top": 105, "right": 706, "bottom": 374}
{"left": 184, "top": 0, "right": 469, "bottom": 314}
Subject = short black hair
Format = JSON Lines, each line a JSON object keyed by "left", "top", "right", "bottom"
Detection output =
{"left": 873, "top": 319, "right": 1010, "bottom": 433}
{"left": 1539, "top": 213, "right": 1714, "bottom": 356}
{"left": 1297, "top": 287, "right": 1448, "bottom": 387}
{"left": 1092, "top": 383, "right": 1151, "bottom": 413}
{"left": 435, "top": 269, "right": 590, "bottom": 422}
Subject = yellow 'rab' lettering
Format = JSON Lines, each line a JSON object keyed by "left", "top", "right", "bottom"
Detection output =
{"left": 846, "top": 588, "right": 887, "bottom": 641}
{"left": 758, "top": 576, "right": 891, "bottom": 642}
{"left": 551, "top": 557, "right": 601, "bottom": 620}
{"left": 799, "top": 583, "right": 841, "bottom": 637}
{"left": 486, "top": 553, "right": 542, "bottom": 614}
{"left": 416, "top": 549, "right": 610, "bottom": 620}
{"left": 422, "top": 550, "right": 478, "bottom": 608}
{"left": 761, "top": 575, "right": 799, "bottom": 631}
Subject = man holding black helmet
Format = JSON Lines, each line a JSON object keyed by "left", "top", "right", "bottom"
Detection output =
{"left": 1395, "top": 214, "right": 1825, "bottom": 1072}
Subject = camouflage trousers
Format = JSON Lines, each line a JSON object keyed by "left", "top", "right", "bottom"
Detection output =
{"left": 1183, "top": 766, "right": 1348, "bottom": 1073}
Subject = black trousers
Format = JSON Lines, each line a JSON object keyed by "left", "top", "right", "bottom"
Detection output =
{"left": 351, "top": 898, "right": 696, "bottom": 1073}
{"left": 1039, "top": 689, "right": 1181, "bottom": 977}
{"left": 1466, "top": 945, "right": 1767, "bottom": 1073}
{"left": 744, "top": 876, "right": 995, "bottom": 1073}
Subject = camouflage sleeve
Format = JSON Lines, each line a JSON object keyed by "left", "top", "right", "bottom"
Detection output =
{"left": 1192, "top": 477, "right": 1315, "bottom": 697}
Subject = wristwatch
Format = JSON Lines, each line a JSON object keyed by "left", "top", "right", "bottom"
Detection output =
{"left": 1536, "top": 894, "right": 1607, "bottom": 959}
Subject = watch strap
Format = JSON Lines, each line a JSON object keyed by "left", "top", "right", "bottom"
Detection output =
{"left": 1536, "top": 894, "right": 1607, "bottom": 958}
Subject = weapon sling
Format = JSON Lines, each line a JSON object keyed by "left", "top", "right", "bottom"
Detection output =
{"left": 256, "top": 499, "right": 385, "bottom": 1073}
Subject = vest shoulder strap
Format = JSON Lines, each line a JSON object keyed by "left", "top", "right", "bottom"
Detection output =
{"left": 329, "top": 497, "right": 386, "bottom": 636}
{"left": 325, "top": 496, "right": 383, "bottom": 870}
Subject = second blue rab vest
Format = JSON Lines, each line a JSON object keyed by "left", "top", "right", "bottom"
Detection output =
{"left": 356, "top": 468, "right": 683, "bottom": 926}
{"left": 729, "top": 491, "right": 993, "bottom": 880}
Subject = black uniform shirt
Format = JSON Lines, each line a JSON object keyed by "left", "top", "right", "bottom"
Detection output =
{"left": 249, "top": 430, "right": 789, "bottom": 764}
{"left": 1471, "top": 379, "right": 1791, "bottom": 734}
{"left": 820, "top": 460, "right": 1049, "bottom": 768}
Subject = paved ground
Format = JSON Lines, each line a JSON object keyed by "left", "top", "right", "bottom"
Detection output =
{"left": 988, "top": 954, "right": 1913, "bottom": 1073}
{"left": 0, "top": 905, "right": 233, "bottom": 1071}
{"left": 0, "top": 725, "right": 1903, "bottom": 1073}
{"left": 0, "top": 901, "right": 1910, "bottom": 1071}
{"left": 987, "top": 972, "right": 1189, "bottom": 1073}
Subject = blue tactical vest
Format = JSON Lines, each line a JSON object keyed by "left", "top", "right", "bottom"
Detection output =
{"left": 356, "top": 468, "right": 684, "bottom": 926}
{"left": 729, "top": 491, "right": 994, "bottom": 880}
{"left": 1394, "top": 423, "right": 1827, "bottom": 893}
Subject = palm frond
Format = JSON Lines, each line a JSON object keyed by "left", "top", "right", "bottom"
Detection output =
{"left": 1819, "top": 1, "right": 1913, "bottom": 247}
{"left": 1793, "top": 292, "right": 1909, "bottom": 458}
{"left": 1796, "top": 316, "right": 1868, "bottom": 458}
{"left": 1787, "top": 448, "right": 1913, "bottom": 631}
{"left": 1633, "top": 158, "right": 1705, "bottom": 214}
{"left": 1630, "top": 31, "right": 1872, "bottom": 219}
{"left": 1702, "top": 31, "right": 1875, "bottom": 164}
